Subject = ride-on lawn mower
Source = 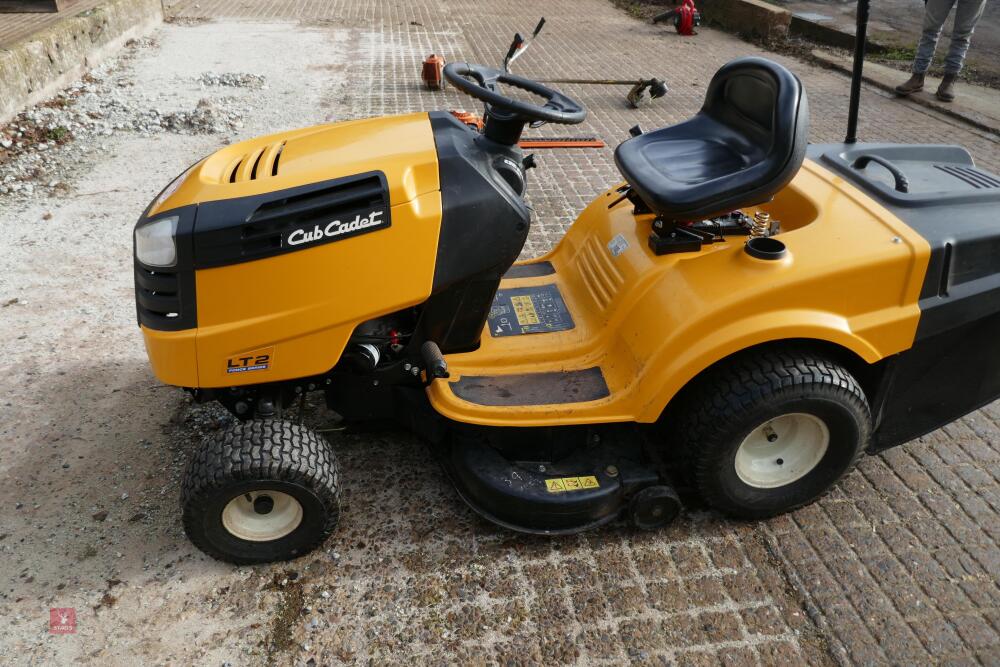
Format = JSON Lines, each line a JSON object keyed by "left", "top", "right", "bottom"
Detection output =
{"left": 135, "top": 3, "right": 1000, "bottom": 564}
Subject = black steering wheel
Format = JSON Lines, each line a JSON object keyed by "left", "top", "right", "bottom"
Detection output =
{"left": 443, "top": 62, "right": 586, "bottom": 127}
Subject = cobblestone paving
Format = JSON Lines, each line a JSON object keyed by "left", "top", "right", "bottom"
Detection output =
{"left": 161, "top": 0, "right": 1000, "bottom": 663}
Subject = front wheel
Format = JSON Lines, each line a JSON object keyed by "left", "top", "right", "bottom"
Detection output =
{"left": 181, "top": 420, "right": 341, "bottom": 564}
{"left": 677, "top": 348, "right": 871, "bottom": 519}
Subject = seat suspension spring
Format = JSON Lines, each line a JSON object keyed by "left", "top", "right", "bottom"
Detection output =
{"left": 750, "top": 211, "right": 771, "bottom": 238}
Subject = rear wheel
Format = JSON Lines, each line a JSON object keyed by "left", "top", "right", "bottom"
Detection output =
{"left": 181, "top": 420, "right": 341, "bottom": 564}
{"left": 677, "top": 348, "right": 871, "bottom": 519}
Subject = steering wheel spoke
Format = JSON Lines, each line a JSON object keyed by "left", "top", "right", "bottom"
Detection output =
{"left": 443, "top": 62, "right": 586, "bottom": 128}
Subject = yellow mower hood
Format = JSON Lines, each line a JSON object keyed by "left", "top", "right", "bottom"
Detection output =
{"left": 147, "top": 112, "right": 440, "bottom": 217}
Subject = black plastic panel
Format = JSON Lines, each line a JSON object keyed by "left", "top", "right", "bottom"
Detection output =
{"left": 503, "top": 261, "right": 555, "bottom": 278}
{"left": 872, "top": 309, "right": 1000, "bottom": 451}
{"left": 193, "top": 172, "right": 390, "bottom": 269}
{"left": 418, "top": 112, "right": 533, "bottom": 352}
{"left": 488, "top": 284, "right": 574, "bottom": 337}
{"left": 134, "top": 205, "right": 197, "bottom": 331}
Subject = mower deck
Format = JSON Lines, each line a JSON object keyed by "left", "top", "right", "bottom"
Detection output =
{"left": 440, "top": 423, "right": 673, "bottom": 534}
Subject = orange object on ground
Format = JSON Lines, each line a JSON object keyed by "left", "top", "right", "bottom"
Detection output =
{"left": 449, "top": 110, "right": 484, "bottom": 130}
{"left": 422, "top": 54, "right": 446, "bottom": 90}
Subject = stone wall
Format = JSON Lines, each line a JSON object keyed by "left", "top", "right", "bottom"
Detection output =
{"left": 0, "top": 0, "right": 162, "bottom": 125}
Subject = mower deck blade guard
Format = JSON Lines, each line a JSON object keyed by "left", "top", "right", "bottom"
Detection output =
{"left": 443, "top": 429, "right": 664, "bottom": 534}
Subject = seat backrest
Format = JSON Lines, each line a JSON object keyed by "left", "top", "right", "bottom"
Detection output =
{"left": 613, "top": 57, "right": 809, "bottom": 223}
{"left": 701, "top": 57, "right": 809, "bottom": 198}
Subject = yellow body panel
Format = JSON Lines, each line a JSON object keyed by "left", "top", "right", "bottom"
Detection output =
{"left": 141, "top": 113, "right": 442, "bottom": 387}
{"left": 141, "top": 326, "right": 199, "bottom": 387}
{"left": 148, "top": 113, "right": 440, "bottom": 215}
{"left": 427, "top": 159, "right": 931, "bottom": 426}
{"left": 193, "top": 190, "right": 442, "bottom": 387}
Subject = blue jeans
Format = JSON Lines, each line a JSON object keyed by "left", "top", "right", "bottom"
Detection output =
{"left": 912, "top": 0, "right": 987, "bottom": 75}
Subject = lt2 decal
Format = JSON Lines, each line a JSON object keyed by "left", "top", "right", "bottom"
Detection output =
{"left": 226, "top": 347, "right": 274, "bottom": 374}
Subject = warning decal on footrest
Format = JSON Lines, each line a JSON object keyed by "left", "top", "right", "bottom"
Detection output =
{"left": 488, "top": 284, "right": 574, "bottom": 337}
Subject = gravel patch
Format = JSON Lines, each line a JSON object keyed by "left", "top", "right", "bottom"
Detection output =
{"left": 0, "top": 39, "right": 254, "bottom": 200}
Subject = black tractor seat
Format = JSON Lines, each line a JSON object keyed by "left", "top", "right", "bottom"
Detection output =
{"left": 614, "top": 57, "right": 809, "bottom": 223}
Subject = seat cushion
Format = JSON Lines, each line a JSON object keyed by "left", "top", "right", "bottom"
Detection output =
{"left": 614, "top": 57, "right": 809, "bottom": 223}
{"left": 641, "top": 136, "right": 750, "bottom": 185}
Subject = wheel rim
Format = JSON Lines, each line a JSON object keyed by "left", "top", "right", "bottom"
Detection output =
{"left": 221, "top": 490, "right": 303, "bottom": 542}
{"left": 734, "top": 413, "right": 830, "bottom": 489}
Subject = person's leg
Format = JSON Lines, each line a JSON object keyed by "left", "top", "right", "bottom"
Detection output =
{"left": 913, "top": 0, "right": 957, "bottom": 73}
{"left": 898, "top": 0, "right": 955, "bottom": 95}
{"left": 943, "top": 0, "right": 987, "bottom": 75}
{"left": 937, "top": 0, "right": 986, "bottom": 100}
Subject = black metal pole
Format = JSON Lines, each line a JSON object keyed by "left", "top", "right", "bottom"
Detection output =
{"left": 845, "top": 0, "right": 871, "bottom": 143}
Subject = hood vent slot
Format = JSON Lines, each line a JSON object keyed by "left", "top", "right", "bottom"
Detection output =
{"left": 271, "top": 141, "right": 284, "bottom": 176}
{"left": 226, "top": 141, "right": 286, "bottom": 184}
{"left": 935, "top": 164, "right": 1000, "bottom": 190}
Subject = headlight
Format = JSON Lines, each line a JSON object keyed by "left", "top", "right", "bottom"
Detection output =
{"left": 135, "top": 216, "right": 179, "bottom": 267}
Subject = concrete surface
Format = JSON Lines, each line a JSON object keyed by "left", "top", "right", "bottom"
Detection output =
{"left": 0, "top": 0, "right": 163, "bottom": 126}
{"left": 695, "top": 0, "right": 792, "bottom": 40}
{"left": 771, "top": 0, "right": 1000, "bottom": 84}
{"left": 813, "top": 48, "right": 1000, "bottom": 135}
{"left": 0, "top": 0, "right": 998, "bottom": 665}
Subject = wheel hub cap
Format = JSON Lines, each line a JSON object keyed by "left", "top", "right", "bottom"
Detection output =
{"left": 734, "top": 413, "right": 830, "bottom": 489}
{"left": 222, "top": 490, "right": 303, "bottom": 542}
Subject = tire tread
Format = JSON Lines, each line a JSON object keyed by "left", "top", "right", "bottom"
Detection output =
{"left": 181, "top": 420, "right": 341, "bottom": 564}
{"left": 676, "top": 346, "right": 870, "bottom": 518}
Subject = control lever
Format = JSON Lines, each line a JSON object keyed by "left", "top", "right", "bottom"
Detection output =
{"left": 504, "top": 17, "right": 545, "bottom": 72}
{"left": 420, "top": 341, "right": 450, "bottom": 382}
{"left": 503, "top": 33, "right": 524, "bottom": 72}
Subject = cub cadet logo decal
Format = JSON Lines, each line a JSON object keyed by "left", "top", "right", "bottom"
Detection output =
{"left": 545, "top": 476, "right": 600, "bottom": 493}
{"left": 226, "top": 347, "right": 274, "bottom": 374}
{"left": 285, "top": 210, "right": 387, "bottom": 247}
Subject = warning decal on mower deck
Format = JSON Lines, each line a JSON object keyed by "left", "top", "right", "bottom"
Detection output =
{"left": 545, "top": 476, "right": 600, "bottom": 493}
{"left": 489, "top": 284, "right": 574, "bottom": 337}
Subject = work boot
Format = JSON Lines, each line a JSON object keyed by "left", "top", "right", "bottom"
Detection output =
{"left": 894, "top": 72, "right": 925, "bottom": 96}
{"left": 936, "top": 73, "right": 958, "bottom": 102}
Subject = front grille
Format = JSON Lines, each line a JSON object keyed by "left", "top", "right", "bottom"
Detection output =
{"left": 135, "top": 265, "right": 195, "bottom": 330}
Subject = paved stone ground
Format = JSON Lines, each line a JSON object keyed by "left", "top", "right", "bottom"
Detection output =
{"left": 161, "top": 1, "right": 1000, "bottom": 662}
{"left": 4, "top": 0, "right": 999, "bottom": 664}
